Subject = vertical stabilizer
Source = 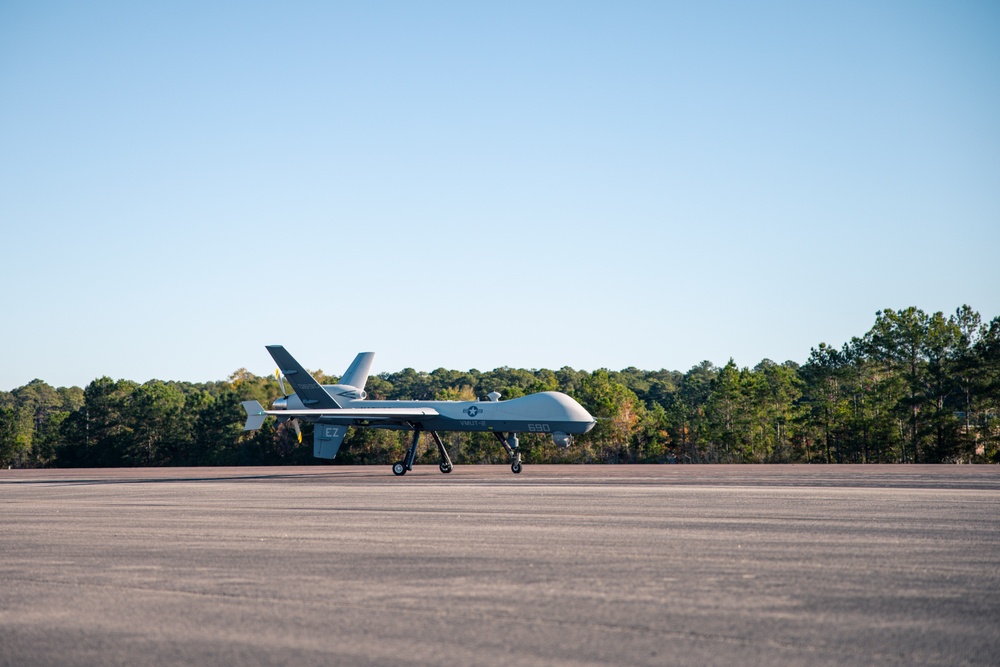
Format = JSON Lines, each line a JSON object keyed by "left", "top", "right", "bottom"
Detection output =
{"left": 265, "top": 345, "right": 341, "bottom": 409}
{"left": 314, "top": 423, "right": 349, "bottom": 459}
{"left": 340, "top": 352, "right": 375, "bottom": 390}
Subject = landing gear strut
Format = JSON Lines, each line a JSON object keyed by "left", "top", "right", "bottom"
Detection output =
{"left": 430, "top": 431, "right": 453, "bottom": 473}
{"left": 392, "top": 427, "right": 423, "bottom": 476}
{"left": 392, "top": 428, "right": 454, "bottom": 475}
{"left": 493, "top": 432, "right": 522, "bottom": 474}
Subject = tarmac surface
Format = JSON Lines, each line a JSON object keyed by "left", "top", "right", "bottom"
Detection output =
{"left": 2, "top": 464, "right": 998, "bottom": 666}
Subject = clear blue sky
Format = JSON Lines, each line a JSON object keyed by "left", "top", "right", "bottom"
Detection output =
{"left": 2, "top": 1, "right": 998, "bottom": 390}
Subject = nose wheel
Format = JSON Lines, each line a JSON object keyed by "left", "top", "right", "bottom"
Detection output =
{"left": 494, "top": 432, "right": 523, "bottom": 474}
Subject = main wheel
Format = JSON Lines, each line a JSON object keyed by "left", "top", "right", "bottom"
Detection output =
{"left": 511, "top": 460, "right": 522, "bottom": 474}
{"left": 439, "top": 462, "right": 453, "bottom": 474}
{"left": 392, "top": 461, "right": 407, "bottom": 476}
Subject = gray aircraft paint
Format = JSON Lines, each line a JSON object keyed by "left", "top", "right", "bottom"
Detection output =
{"left": 242, "top": 346, "right": 596, "bottom": 466}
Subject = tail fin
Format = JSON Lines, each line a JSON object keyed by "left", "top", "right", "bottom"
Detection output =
{"left": 241, "top": 401, "right": 267, "bottom": 431}
{"left": 265, "top": 345, "right": 340, "bottom": 409}
{"left": 314, "top": 423, "right": 349, "bottom": 459}
{"left": 340, "top": 352, "right": 375, "bottom": 390}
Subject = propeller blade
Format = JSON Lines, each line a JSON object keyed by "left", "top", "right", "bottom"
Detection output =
{"left": 292, "top": 419, "right": 302, "bottom": 444}
{"left": 275, "top": 368, "right": 287, "bottom": 396}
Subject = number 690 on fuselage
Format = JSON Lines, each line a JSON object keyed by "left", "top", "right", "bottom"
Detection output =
{"left": 241, "top": 346, "right": 596, "bottom": 475}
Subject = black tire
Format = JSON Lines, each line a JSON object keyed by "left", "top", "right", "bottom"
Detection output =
{"left": 511, "top": 461, "right": 522, "bottom": 474}
{"left": 439, "top": 462, "right": 453, "bottom": 474}
{"left": 392, "top": 461, "right": 407, "bottom": 476}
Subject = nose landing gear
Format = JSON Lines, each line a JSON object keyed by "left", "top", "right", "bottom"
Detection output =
{"left": 493, "top": 432, "right": 523, "bottom": 474}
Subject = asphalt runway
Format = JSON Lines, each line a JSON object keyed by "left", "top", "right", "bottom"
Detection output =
{"left": 2, "top": 465, "right": 998, "bottom": 666}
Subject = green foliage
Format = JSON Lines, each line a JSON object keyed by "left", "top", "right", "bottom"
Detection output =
{"left": 796, "top": 307, "right": 1000, "bottom": 464}
{"left": 575, "top": 370, "right": 644, "bottom": 463}
{"left": 2, "top": 305, "right": 997, "bottom": 467}
{"left": 0, "top": 405, "right": 33, "bottom": 467}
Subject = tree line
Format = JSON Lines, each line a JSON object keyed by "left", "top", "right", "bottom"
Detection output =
{"left": 2, "top": 305, "right": 998, "bottom": 468}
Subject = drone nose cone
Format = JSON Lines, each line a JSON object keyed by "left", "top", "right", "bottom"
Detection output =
{"left": 563, "top": 396, "right": 596, "bottom": 433}
{"left": 549, "top": 392, "right": 594, "bottom": 425}
{"left": 508, "top": 392, "right": 596, "bottom": 433}
{"left": 570, "top": 403, "right": 594, "bottom": 424}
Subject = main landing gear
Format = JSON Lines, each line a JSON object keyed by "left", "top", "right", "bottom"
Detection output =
{"left": 431, "top": 431, "right": 453, "bottom": 474}
{"left": 392, "top": 427, "right": 453, "bottom": 476}
{"left": 391, "top": 429, "right": 523, "bottom": 475}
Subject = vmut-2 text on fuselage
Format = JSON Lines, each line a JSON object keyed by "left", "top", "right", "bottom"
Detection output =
{"left": 241, "top": 346, "right": 596, "bottom": 475}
